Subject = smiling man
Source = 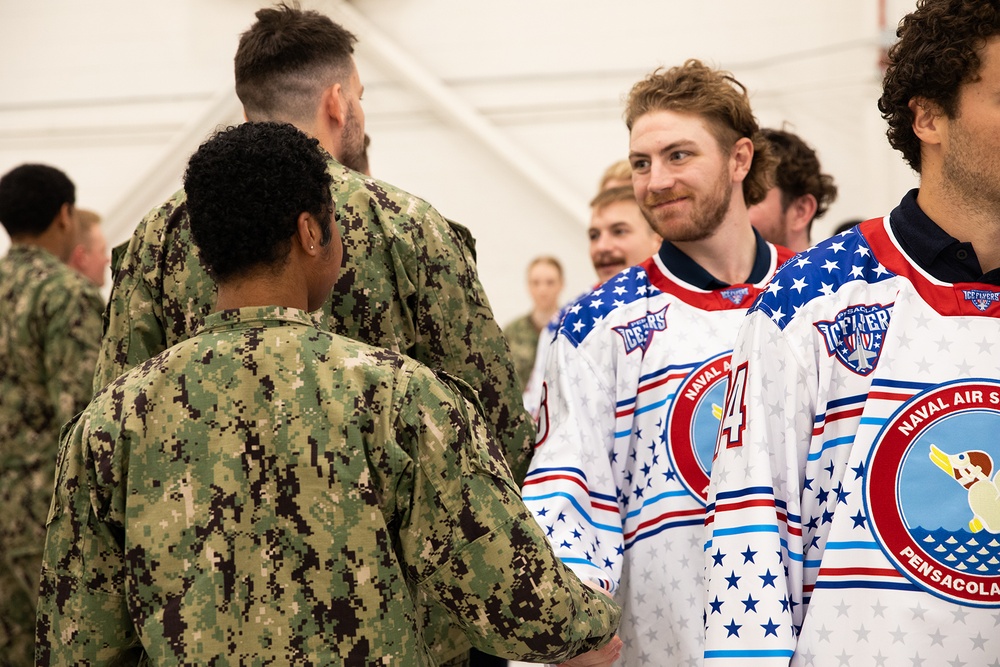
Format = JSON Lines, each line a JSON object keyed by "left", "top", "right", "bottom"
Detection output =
{"left": 520, "top": 60, "right": 792, "bottom": 665}
{"left": 587, "top": 185, "right": 662, "bottom": 285}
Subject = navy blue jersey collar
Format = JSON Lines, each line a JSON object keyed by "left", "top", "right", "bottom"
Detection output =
{"left": 656, "top": 227, "right": 771, "bottom": 289}
{"left": 890, "top": 188, "right": 1000, "bottom": 285}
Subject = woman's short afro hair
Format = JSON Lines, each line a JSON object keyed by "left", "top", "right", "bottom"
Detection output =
{"left": 184, "top": 121, "right": 333, "bottom": 281}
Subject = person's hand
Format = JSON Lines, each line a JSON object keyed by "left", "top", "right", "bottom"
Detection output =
{"left": 556, "top": 635, "right": 622, "bottom": 667}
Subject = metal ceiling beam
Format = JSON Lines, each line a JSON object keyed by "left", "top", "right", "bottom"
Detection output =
{"left": 102, "top": 87, "right": 243, "bottom": 245}
{"left": 319, "top": 0, "right": 588, "bottom": 226}
{"left": 102, "top": 0, "right": 589, "bottom": 246}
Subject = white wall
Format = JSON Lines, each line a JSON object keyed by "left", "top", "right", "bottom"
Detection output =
{"left": 0, "top": 0, "right": 919, "bottom": 322}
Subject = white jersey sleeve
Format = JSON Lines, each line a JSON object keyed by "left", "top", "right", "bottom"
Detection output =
{"left": 521, "top": 322, "right": 625, "bottom": 593}
{"left": 521, "top": 316, "right": 558, "bottom": 417}
{"left": 705, "top": 304, "right": 817, "bottom": 664}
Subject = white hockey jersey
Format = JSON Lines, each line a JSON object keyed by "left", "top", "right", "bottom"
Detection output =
{"left": 523, "top": 240, "right": 791, "bottom": 665}
{"left": 705, "top": 213, "right": 1000, "bottom": 665}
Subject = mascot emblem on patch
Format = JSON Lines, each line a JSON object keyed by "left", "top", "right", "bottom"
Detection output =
{"left": 866, "top": 379, "right": 1000, "bottom": 607}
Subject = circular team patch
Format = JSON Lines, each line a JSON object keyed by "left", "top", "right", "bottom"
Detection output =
{"left": 866, "top": 379, "right": 1000, "bottom": 607}
{"left": 665, "top": 352, "right": 730, "bottom": 505}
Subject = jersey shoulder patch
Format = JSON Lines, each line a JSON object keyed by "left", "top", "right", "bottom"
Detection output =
{"left": 749, "top": 221, "right": 895, "bottom": 329}
{"left": 559, "top": 266, "right": 660, "bottom": 346}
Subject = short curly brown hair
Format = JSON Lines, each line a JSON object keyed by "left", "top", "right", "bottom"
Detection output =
{"left": 879, "top": 0, "right": 1000, "bottom": 172}
{"left": 624, "top": 59, "right": 775, "bottom": 206}
{"left": 762, "top": 128, "right": 838, "bottom": 225}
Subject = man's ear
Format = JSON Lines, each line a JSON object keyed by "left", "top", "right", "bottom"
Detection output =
{"left": 321, "top": 82, "right": 347, "bottom": 129}
{"left": 910, "top": 96, "right": 944, "bottom": 145}
{"left": 787, "top": 194, "right": 818, "bottom": 233}
{"left": 55, "top": 202, "right": 76, "bottom": 233}
{"left": 67, "top": 243, "right": 85, "bottom": 268}
{"left": 730, "top": 136, "right": 754, "bottom": 182}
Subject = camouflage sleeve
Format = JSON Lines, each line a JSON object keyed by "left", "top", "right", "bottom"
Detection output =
{"left": 43, "top": 280, "right": 104, "bottom": 426}
{"left": 402, "top": 207, "right": 536, "bottom": 484}
{"left": 92, "top": 228, "right": 168, "bottom": 393}
{"left": 35, "top": 411, "right": 135, "bottom": 666}
{"left": 394, "top": 364, "right": 621, "bottom": 662}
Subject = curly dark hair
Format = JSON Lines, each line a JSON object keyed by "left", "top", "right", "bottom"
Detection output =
{"left": 184, "top": 122, "right": 334, "bottom": 281}
{"left": 762, "top": 128, "right": 838, "bottom": 222}
{"left": 235, "top": 3, "right": 357, "bottom": 123}
{"left": 624, "top": 59, "right": 776, "bottom": 206}
{"left": 879, "top": 0, "right": 1000, "bottom": 172}
{"left": 0, "top": 164, "right": 75, "bottom": 237}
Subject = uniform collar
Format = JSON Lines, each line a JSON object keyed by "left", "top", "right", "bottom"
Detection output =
{"left": 655, "top": 227, "right": 772, "bottom": 290}
{"left": 197, "top": 305, "right": 317, "bottom": 335}
{"left": 6, "top": 243, "right": 61, "bottom": 264}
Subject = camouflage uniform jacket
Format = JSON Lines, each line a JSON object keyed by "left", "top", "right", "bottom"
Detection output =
{"left": 0, "top": 244, "right": 103, "bottom": 665}
{"left": 93, "top": 159, "right": 534, "bottom": 485}
{"left": 37, "top": 306, "right": 620, "bottom": 666}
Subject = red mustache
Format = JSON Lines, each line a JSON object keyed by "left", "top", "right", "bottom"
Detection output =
{"left": 643, "top": 191, "right": 689, "bottom": 209}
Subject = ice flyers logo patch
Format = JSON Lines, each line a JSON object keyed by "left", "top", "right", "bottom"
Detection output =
{"left": 815, "top": 302, "right": 892, "bottom": 376}
{"left": 613, "top": 306, "right": 668, "bottom": 356}
{"left": 665, "top": 353, "right": 730, "bottom": 505}
{"left": 720, "top": 287, "right": 749, "bottom": 306}
{"left": 963, "top": 289, "right": 1000, "bottom": 312}
{"left": 866, "top": 380, "right": 1000, "bottom": 607}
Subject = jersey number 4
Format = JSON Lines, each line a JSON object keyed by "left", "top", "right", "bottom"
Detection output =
{"left": 719, "top": 362, "right": 748, "bottom": 449}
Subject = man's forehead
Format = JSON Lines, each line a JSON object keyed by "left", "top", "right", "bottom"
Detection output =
{"left": 591, "top": 201, "right": 642, "bottom": 225}
{"left": 629, "top": 110, "right": 723, "bottom": 150}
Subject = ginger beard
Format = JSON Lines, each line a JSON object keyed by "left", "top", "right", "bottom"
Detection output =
{"left": 640, "top": 160, "right": 733, "bottom": 243}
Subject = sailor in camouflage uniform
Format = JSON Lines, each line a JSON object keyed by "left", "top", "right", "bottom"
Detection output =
{"left": 93, "top": 8, "right": 533, "bottom": 485}
{"left": 0, "top": 164, "right": 103, "bottom": 667}
{"left": 93, "top": 16, "right": 536, "bottom": 662}
{"left": 36, "top": 121, "right": 622, "bottom": 666}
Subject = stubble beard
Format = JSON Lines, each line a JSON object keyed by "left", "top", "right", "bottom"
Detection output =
{"left": 339, "top": 106, "right": 366, "bottom": 174}
{"left": 941, "top": 118, "right": 1000, "bottom": 219}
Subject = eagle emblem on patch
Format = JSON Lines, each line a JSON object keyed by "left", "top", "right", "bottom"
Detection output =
{"left": 814, "top": 302, "right": 892, "bottom": 375}
{"left": 612, "top": 306, "right": 668, "bottom": 356}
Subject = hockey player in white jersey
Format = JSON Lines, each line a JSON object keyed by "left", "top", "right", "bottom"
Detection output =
{"left": 705, "top": 1, "right": 1000, "bottom": 665}
{"left": 521, "top": 60, "right": 792, "bottom": 665}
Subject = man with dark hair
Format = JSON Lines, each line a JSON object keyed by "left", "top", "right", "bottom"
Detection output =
{"left": 0, "top": 164, "right": 103, "bottom": 667}
{"left": 35, "top": 121, "right": 622, "bottom": 667}
{"left": 748, "top": 127, "right": 838, "bottom": 253}
{"left": 705, "top": 1, "right": 1000, "bottom": 663}
{"left": 96, "top": 9, "right": 535, "bottom": 662}
{"left": 521, "top": 60, "right": 793, "bottom": 664}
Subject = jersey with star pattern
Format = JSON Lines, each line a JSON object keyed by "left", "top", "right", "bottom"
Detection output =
{"left": 705, "top": 211, "right": 1000, "bottom": 666}
{"left": 522, "top": 241, "right": 790, "bottom": 666}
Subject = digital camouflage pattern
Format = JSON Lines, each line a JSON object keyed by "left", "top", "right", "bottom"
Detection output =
{"left": 93, "top": 160, "right": 537, "bottom": 664}
{"left": 38, "top": 306, "right": 620, "bottom": 666}
{"left": 501, "top": 313, "right": 539, "bottom": 394}
{"left": 0, "top": 245, "right": 103, "bottom": 667}
{"left": 93, "top": 158, "right": 534, "bottom": 485}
